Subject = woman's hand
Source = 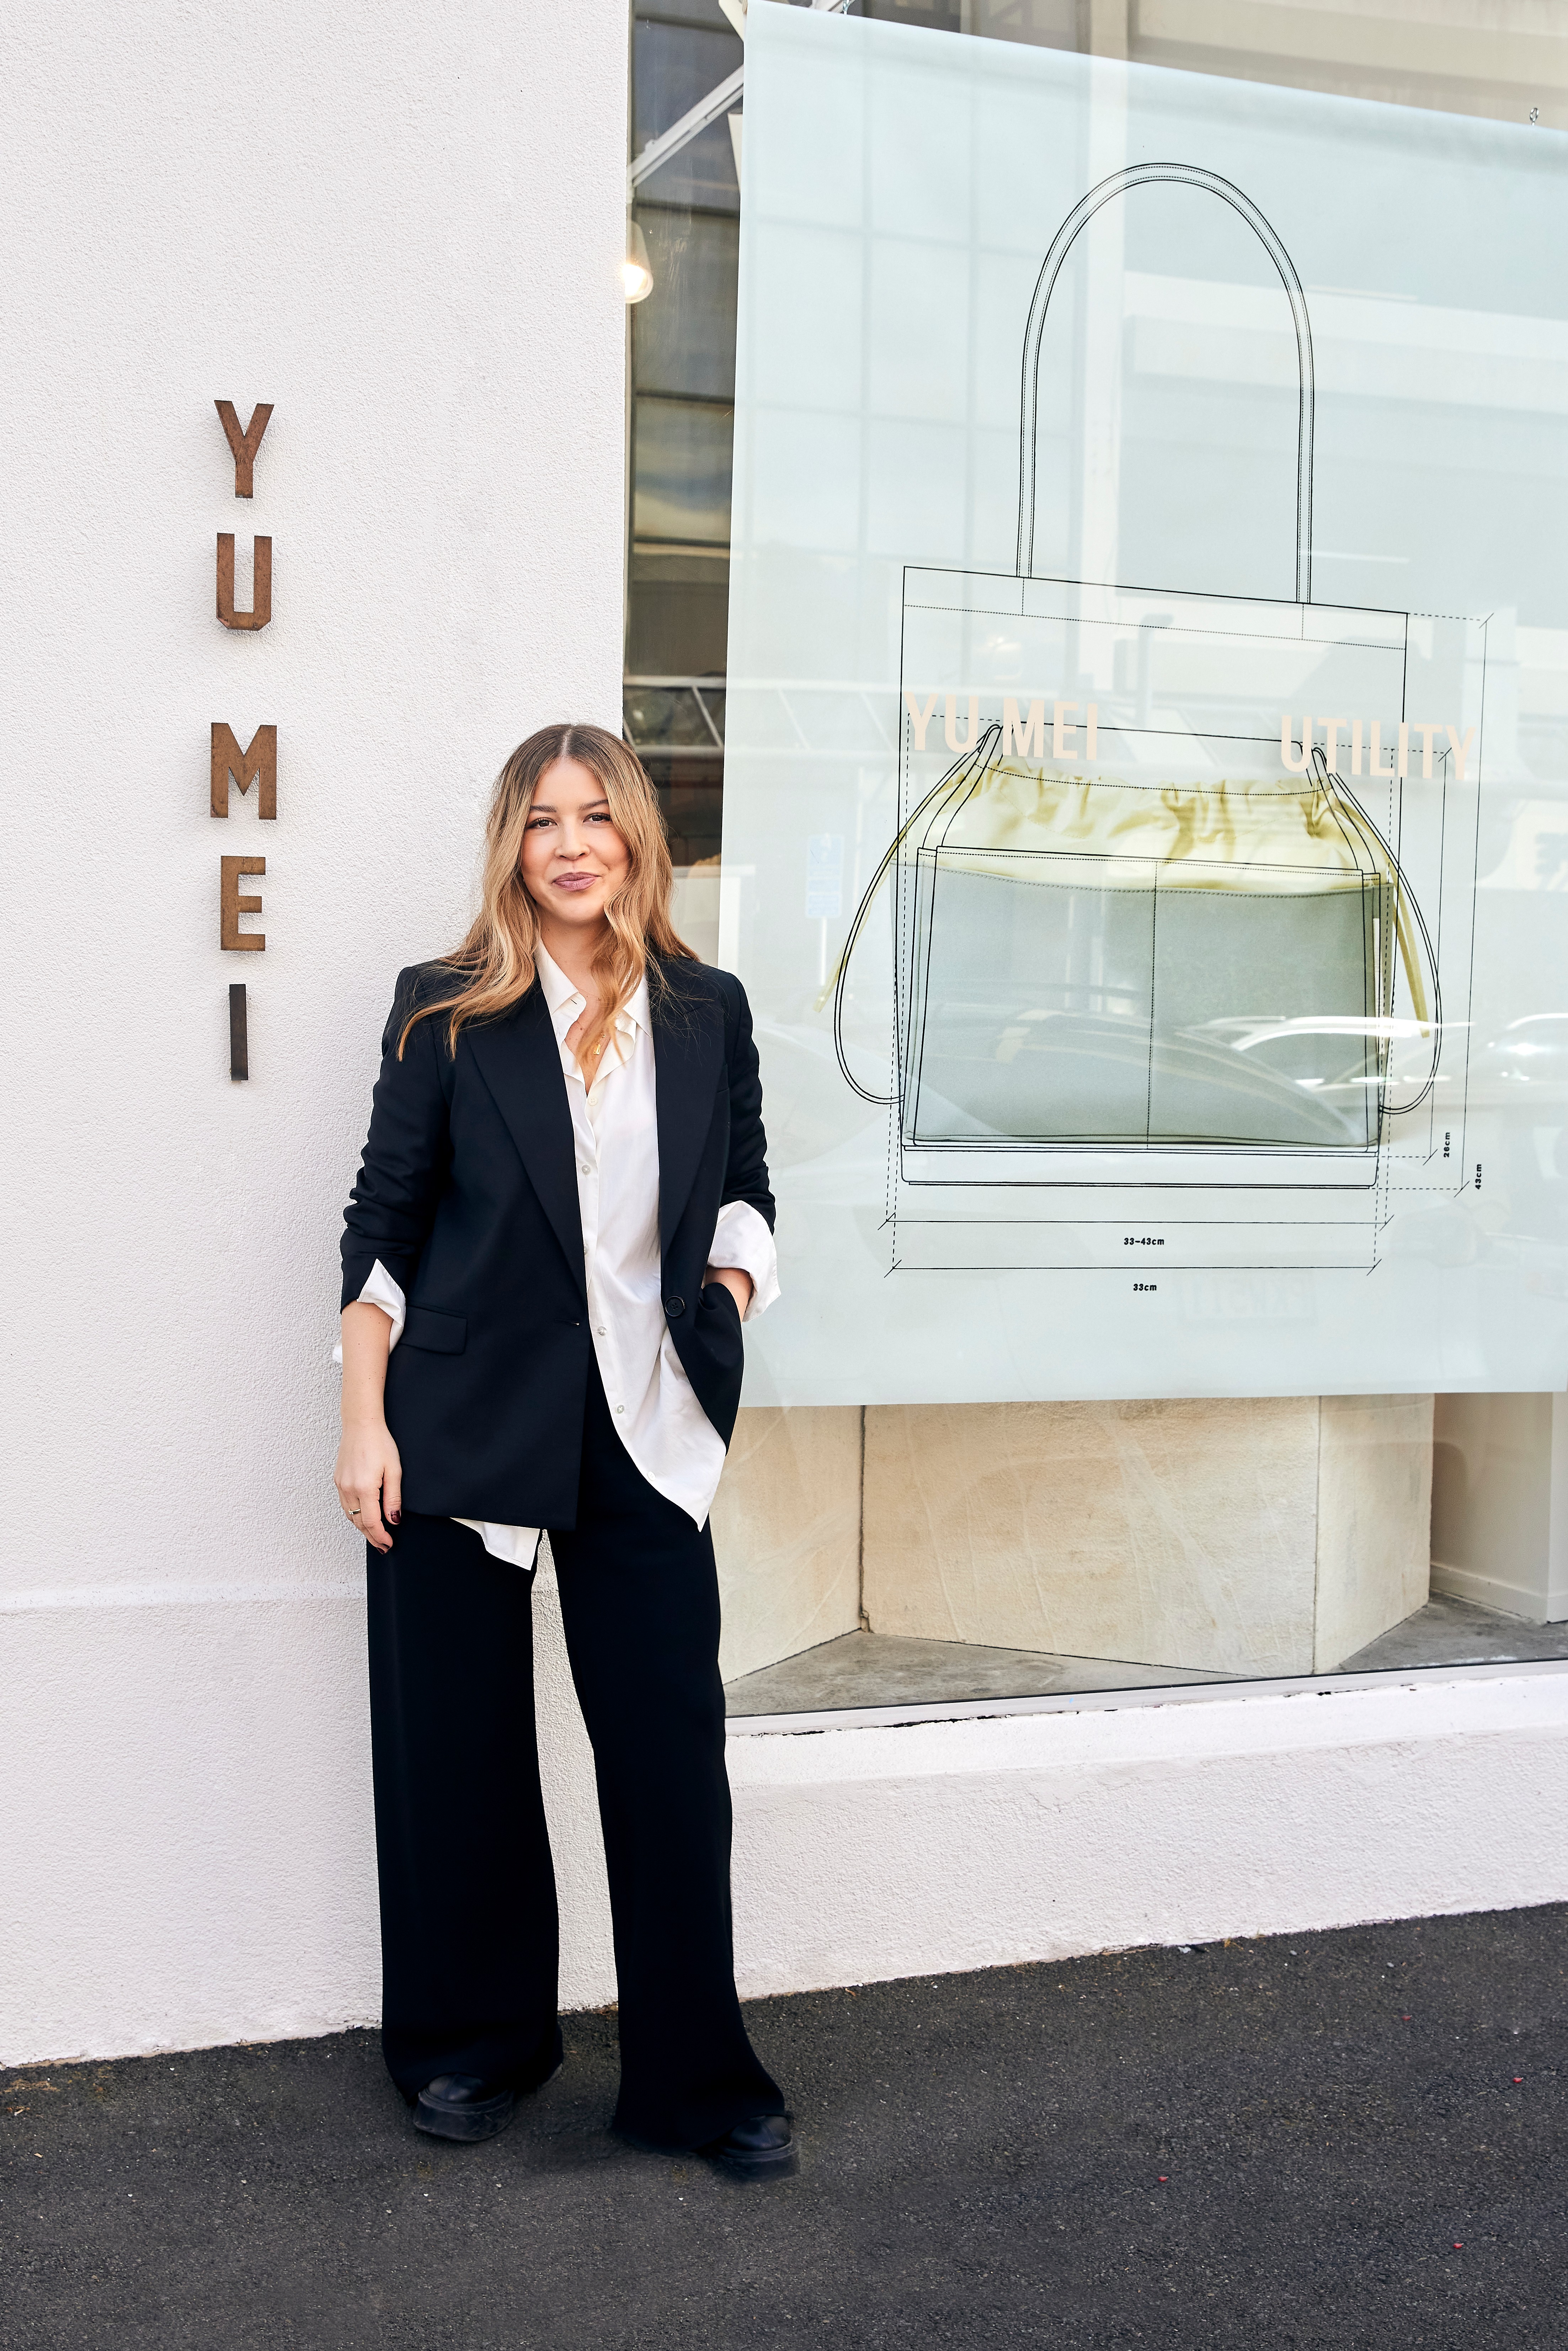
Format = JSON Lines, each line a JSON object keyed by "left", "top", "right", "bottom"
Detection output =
{"left": 704, "top": 1265, "right": 754, "bottom": 1319}
{"left": 335, "top": 1418, "right": 402, "bottom": 1552}
{"left": 337, "top": 1300, "right": 400, "bottom": 1551}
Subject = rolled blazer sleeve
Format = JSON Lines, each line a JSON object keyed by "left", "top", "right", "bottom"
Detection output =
{"left": 719, "top": 975, "right": 775, "bottom": 1233}
{"left": 708, "top": 1199, "right": 779, "bottom": 1322}
{"left": 340, "top": 968, "right": 453, "bottom": 1313}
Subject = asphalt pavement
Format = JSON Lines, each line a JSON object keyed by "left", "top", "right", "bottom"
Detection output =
{"left": 5, "top": 1903, "right": 1566, "bottom": 2349}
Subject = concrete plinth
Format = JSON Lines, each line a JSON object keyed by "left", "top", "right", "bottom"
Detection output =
{"left": 852, "top": 1396, "right": 1433, "bottom": 1679}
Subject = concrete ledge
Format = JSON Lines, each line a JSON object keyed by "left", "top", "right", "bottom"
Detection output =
{"left": 724, "top": 1652, "right": 1568, "bottom": 1733}
{"left": 725, "top": 1668, "right": 1568, "bottom": 1997}
{"left": 10, "top": 1582, "right": 1568, "bottom": 2068}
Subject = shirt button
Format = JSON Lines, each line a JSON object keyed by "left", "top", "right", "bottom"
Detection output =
{"left": 596, "top": 1324, "right": 607, "bottom": 1336}
{"left": 614, "top": 1403, "right": 624, "bottom": 1414}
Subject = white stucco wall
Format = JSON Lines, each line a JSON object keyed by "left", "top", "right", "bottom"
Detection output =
{"left": 8, "top": 5, "right": 1568, "bottom": 2077}
{"left": 1, "top": 0, "right": 628, "bottom": 2062}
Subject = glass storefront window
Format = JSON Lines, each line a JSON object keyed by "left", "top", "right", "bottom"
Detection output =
{"left": 627, "top": 0, "right": 1568, "bottom": 1721}
{"left": 627, "top": 0, "right": 741, "bottom": 950}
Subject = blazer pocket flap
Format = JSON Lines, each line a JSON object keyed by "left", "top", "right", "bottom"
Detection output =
{"left": 403, "top": 1305, "right": 467, "bottom": 1354}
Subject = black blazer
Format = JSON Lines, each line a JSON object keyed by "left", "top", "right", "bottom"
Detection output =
{"left": 340, "top": 957, "right": 774, "bottom": 1527}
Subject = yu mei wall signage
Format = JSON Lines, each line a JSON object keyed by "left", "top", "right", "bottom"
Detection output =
{"left": 210, "top": 398, "right": 275, "bottom": 1078}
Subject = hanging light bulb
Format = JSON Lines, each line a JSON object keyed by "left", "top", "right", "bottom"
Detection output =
{"left": 623, "top": 222, "right": 654, "bottom": 304}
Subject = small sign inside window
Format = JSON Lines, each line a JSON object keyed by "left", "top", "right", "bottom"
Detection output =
{"left": 806, "top": 833, "right": 843, "bottom": 919}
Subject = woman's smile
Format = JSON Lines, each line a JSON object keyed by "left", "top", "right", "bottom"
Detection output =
{"left": 518, "top": 759, "right": 633, "bottom": 949}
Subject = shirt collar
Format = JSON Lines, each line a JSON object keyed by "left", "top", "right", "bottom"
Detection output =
{"left": 534, "top": 944, "right": 651, "bottom": 1044}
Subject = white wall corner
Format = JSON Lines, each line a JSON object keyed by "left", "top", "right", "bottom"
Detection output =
{"left": 1313, "top": 1394, "right": 1434, "bottom": 1670}
{"left": 1431, "top": 1393, "right": 1567, "bottom": 1625}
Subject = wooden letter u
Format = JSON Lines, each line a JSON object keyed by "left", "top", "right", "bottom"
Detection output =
{"left": 217, "top": 534, "right": 272, "bottom": 631}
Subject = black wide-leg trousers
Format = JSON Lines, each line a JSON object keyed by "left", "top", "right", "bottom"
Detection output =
{"left": 365, "top": 1360, "right": 783, "bottom": 2150}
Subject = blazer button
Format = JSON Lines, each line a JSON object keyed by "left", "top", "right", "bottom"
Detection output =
{"left": 664, "top": 1295, "right": 685, "bottom": 1319}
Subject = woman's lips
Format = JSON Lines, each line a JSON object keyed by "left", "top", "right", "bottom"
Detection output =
{"left": 553, "top": 872, "right": 597, "bottom": 892}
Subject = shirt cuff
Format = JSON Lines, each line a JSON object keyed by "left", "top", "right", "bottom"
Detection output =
{"left": 708, "top": 1200, "right": 780, "bottom": 1324}
{"left": 332, "top": 1258, "right": 407, "bottom": 1364}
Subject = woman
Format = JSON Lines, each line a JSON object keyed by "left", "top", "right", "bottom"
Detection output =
{"left": 334, "top": 722, "right": 793, "bottom": 2181}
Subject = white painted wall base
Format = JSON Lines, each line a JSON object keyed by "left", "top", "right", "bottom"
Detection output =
{"left": 0, "top": 1566, "right": 611, "bottom": 2068}
{"left": 8, "top": 1558, "right": 1568, "bottom": 2065}
{"left": 1432, "top": 1560, "right": 1560, "bottom": 1621}
{"left": 726, "top": 1668, "right": 1568, "bottom": 1995}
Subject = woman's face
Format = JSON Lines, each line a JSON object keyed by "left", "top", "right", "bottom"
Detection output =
{"left": 519, "top": 757, "right": 631, "bottom": 937}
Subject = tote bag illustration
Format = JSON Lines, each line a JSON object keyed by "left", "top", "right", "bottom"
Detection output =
{"left": 834, "top": 162, "right": 1465, "bottom": 1195}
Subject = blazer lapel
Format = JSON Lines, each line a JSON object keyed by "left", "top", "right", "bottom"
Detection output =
{"left": 466, "top": 987, "right": 587, "bottom": 1304}
{"left": 653, "top": 968, "right": 724, "bottom": 1260}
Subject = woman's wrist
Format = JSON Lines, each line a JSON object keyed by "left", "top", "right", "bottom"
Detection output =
{"left": 705, "top": 1264, "right": 754, "bottom": 1313}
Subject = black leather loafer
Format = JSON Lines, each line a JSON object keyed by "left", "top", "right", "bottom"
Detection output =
{"left": 414, "top": 2074, "right": 517, "bottom": 2143}
{"left": 699, "top": 2114, "right": 798, "bottom": 2181}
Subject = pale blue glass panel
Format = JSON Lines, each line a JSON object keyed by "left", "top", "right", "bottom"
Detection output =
{"left": 727, "top": 3, "right": 1568, "bottom": 1403}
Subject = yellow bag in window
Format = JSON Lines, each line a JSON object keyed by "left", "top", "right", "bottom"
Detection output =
{"left": 830, "top": 725, "right": 1436, "bottom": 1158}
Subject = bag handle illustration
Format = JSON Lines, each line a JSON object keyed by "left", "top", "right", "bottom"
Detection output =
{"left": 1015, "top": 163, "right": 1316, "bottom": 601}
{"left": 821, "top": 727, "right": 1004, "bottom": 1106}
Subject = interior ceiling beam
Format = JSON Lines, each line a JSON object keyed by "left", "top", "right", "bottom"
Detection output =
{"left": 626, "top": 0, "right": 851, "bottom": 197}
{"left": 628, "top": 65, "right": 744, "bottom": 193}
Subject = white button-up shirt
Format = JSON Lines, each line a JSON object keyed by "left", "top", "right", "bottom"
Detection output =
{"left": 356, "top": 946, "right": 778, "bottom": 1566}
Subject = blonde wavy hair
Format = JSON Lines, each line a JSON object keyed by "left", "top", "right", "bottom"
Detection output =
{"left": 399, "top": 723, "right": 697, "bottom": 1064}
